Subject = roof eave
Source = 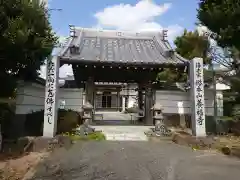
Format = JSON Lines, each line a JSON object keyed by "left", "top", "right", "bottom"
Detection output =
{"left": 59, "top": 56, "right": 187, "bottom": 68}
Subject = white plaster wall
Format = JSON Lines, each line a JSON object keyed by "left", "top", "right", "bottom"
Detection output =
{"left": 119, "top": 85, "right": 217, "bottom": 115}
{"left": 15, "top": 83, "right": 45, "bottom": 114}
{"left": 123, "top": 85, "right": 138, "bottom": 108}
{"left": 127, "top": 95, "right": 137, "bottom": 108}
{"left": 155, "top": 90, "right": 216, "bottom": 116}
{"left": 121, "top": 85, "right": 217, "bottom": 116}
{"left": 15, "top": 83, "right": 84, "bottom": 114}
{"left": 15, "top": 83, "right": 222, "bottom": 116}
{"left": 59, "top": 88, "right": 84, "bottom": 112}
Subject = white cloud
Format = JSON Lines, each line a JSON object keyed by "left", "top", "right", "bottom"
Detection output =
{"left": 166, "top": 24, "right": 184, "bottom": 43}
{"left": 39, "top": 64, "right": 73, "bottom": 79}
{"left": 94, "top": 0, "right": 183, "bottom": 41}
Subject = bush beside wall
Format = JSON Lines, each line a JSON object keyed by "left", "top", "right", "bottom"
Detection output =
{"left": 0, "top": 103, "right": 15, "bottom": 139}
{"left": 24, "top": 109, "right": 82, "bottom": 136}
{"left": 162, "top": 114, "right": 235, "bottom": 134}
{"left": 57, "top": 109, "right": 82, "bottom": 134}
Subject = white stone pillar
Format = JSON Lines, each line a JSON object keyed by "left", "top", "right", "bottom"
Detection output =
{"left": 216, "top": 91, "right": 223, "bottom": 117}
{"left": 178, "top": 102, "right": 186, "bottom": 128}
{"left": 43, "top": 56, "right": 60, "bottom": 137}
{"left": 190, "top": 58, "right": 206, "bottom": 137}
{"left": 122, "top": 96, "right": 126, "bottom": 112}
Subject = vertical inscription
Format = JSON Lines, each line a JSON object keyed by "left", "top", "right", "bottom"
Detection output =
{"left": 190, "top": 58, "right": 206, "bottom": 137}
{"left": 45, "top": 59, "right": 55, "bottom": 125}
{"left": 43, "top": 56, "right": 59, "bottom": 137}
{"left": 195, "top": 62, "right": 204, "bottom": 126}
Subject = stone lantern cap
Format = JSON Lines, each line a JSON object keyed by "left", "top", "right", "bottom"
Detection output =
{"left": 82, "top": 101, "right": 93, "bottom": 110}
{"left": 151, "top": 103, "right": 163, "bottom": 111}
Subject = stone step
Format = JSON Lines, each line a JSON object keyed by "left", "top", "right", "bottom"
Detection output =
{"left": 105, "top": 134, "right": 148, "bottom": 141}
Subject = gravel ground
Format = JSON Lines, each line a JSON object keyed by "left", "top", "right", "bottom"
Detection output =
{"left": 29, "top": 141, "right": 240, "bottom": 180}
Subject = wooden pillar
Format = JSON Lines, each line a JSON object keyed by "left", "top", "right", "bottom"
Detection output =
{"left": 117, "top": 90, "right": 120, "bottom": 111}
{"left": 43, "top": 56, "right": 60, "bottom": 137}
{"left": 138, "top": 84, "right": 143, "bottom": 110}
{"left": 144, "top": 82, "right": 154, "bottom": 125}
{"left": 126, "top": 84, "right": 130, "bottom": 108}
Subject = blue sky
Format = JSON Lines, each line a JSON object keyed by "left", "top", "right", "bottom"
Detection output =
{"left": 48, "top": 0, "right": 199, "bottom": 41}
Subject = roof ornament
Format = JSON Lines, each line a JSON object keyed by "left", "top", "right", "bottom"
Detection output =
{"left": 162, "top": 29, "right": 168, "bottom": 41}
{"left": 117, "top": 32, "right": 122, "bottom": 37}
{"left": 69, "top": 24, "right": 76, "bottom": 37}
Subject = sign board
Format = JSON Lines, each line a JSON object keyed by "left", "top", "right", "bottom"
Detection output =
{"left": 59, "top": 100, "right": 66, "bottom": 109}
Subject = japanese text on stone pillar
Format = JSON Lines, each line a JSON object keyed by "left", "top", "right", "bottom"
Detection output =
{"left": 195, "top": 62, "right": 204, "bottom": 126}
{"left": 45, "top": 59, "right": 55, "bottom": 124}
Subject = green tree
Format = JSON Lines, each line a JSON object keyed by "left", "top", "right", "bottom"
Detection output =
{"left": 197, "top": 0, "right": 240, "bottom": 51}
{"left": 0, "top": 0, "right": 58, "bottom": 97}
{"left": 157, "top": 29, "right": 210, "bottom": 83}
{"left": 174, "top": 29, "right": 210, "bottom": 64}
{"left": 198, "top": 0, "right": 240, "bottom": 119}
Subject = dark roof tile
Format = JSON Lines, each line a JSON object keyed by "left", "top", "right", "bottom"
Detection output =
{"left": 59, "top": 28, "right": 188, "bottom": 66}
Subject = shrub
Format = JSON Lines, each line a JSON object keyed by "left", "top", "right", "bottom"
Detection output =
{"left": 24, "top": 109, "right": 82, "bottom": 136}
{"left": 57, "top": 109, "right": 81, "bottom": 134}
{"left": 25, "top": 109, "right": 44, "bottom": 136}
{"left": 87, "top": 132, "right": 106, "bottom": 140}
{"left": 63, "top": 131, "right": 106, "bottom": 141}
{"left": 0, "top": 103, "right": 15, "bottom": 139}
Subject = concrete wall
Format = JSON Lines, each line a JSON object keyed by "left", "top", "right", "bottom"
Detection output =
{"left": 15, "top": 83, "right": 45, "bottom": 114}
{"left": 16, "top": 82, "right": 84, "bottom": 115}
{"left": 155, "top": 90, "right": 217, "bottom": 116}
{"left": 123, "top": 84, "right": 222, "bottom": 117}
{"left": 15, "top": 83, "right": 222, "bottom": 117}
{"left": 12, "top": 82, "right": 224, "bottom": 135}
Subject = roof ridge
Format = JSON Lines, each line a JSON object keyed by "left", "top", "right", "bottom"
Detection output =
{"left": 74, "top": 27, "right": 164, "bottom": 39}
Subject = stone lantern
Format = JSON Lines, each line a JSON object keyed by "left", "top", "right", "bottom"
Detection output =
{"left": 152, "top": 103, "right": 170, "bottom": 136}
{"left": 77, "top": 101, "right": 95, "bottom": 136}
{"left": 82, "top": 101, "right": 93, "bottom": 124}
{"left": 152, "top": 103, "right": 164, "bottom": 123}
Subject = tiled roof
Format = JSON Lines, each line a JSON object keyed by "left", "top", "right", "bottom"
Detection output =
{"left": 59, "top": 28, "right": 188, "bottom": 66}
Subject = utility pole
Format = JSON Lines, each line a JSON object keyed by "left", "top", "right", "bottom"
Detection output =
{"left": 211, "top": 56, "right": 218, "bottom": 133}
{"left": 204, "top": 31, "right": 219, "bottom": 134}
{"left": 49, "top": 8, "right": 62, "bottom": 12}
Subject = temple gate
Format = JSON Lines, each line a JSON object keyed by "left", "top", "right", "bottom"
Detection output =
{"left": 43, "top": 27, "right": 206, "bottom": 137}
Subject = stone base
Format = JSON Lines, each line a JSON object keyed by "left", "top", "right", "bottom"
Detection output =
{"left": 30, "top": 135, "right": 73, "bottom": 152}
{"left": 145, "top": 127, "right": 172, "bottom": 138}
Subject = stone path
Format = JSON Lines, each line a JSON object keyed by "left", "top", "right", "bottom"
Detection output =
{"left": 94, "top": 111, "right": 135, "bottom": 121}
{"left": 93, "top": 126, "right": 152, "bottom": 141}
{"left": 30, "top": 141, "right": 240, "bottom": 180}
